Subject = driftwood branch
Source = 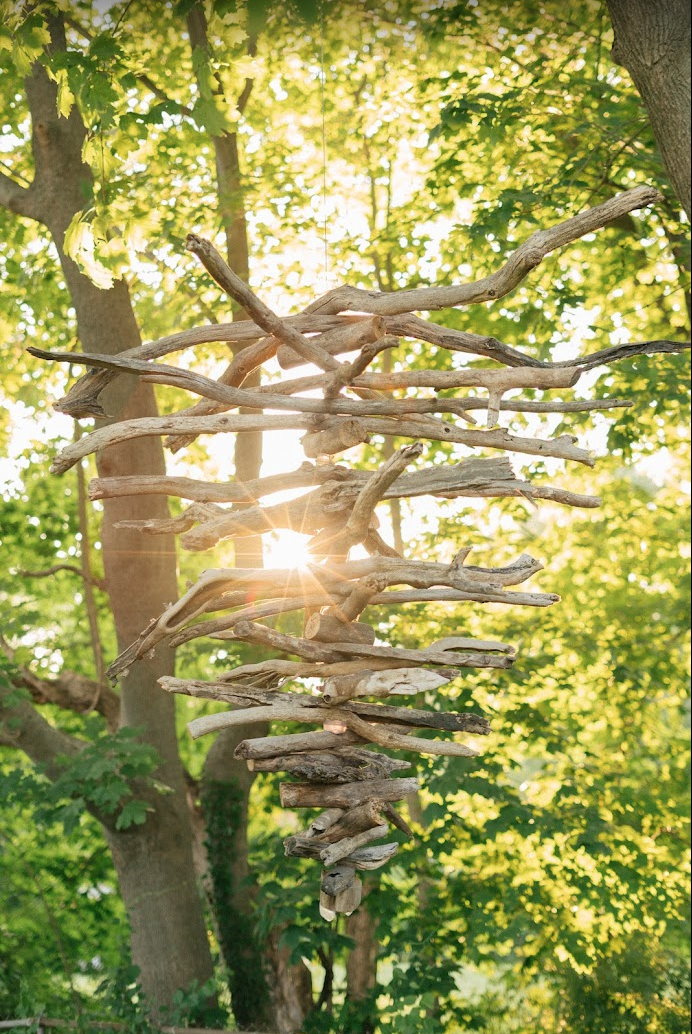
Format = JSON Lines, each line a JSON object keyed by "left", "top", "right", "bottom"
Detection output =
{"left": 47, "top": 408, "right": 593, "bottom": 475}
{"left": 186, "top": 233, "right": 340, "bottom": 372}
{"left": 305, "top": 186, "right": 661, "bottom": 316}
{"left": 29, "top": 182, "right": 684, "bottom": 913}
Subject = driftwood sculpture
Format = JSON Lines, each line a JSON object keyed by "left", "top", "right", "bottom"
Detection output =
{"left": 32, "top": 184, "right": 690, "bottom": 918}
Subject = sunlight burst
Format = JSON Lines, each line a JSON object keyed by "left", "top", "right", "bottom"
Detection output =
{"left": 263, "top": 529, "right": 312, "bottom": 570}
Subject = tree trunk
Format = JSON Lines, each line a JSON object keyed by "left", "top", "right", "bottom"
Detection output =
{"left": 345, "top": 896, "right": 379, "bottom": 1034}
{"left": 186, "top": 3, "right": 263, "bottom": 570}
{"left": 185, "top": 10, "right": 313, "bottom": 1029}
{"left": 19, "top": 14, "right": 214, "bottom": 1011}
{"left": 201, "top": 728, "right": 274, "bottom": 1031}
{"left": 607, "top": 0, "right": 691, "bottom": 218}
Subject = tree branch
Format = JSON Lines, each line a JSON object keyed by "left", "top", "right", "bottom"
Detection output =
{"left": 304, "top": 185, "right": 661, "bottom": 316}
{"left": 0, "top": 677, "right": 85, "bottom": 776}
{"left": 1, "top": 634, "right": 119, "bottom": 732}
{"left": 0, "top": 171, "right": 40, "bottom": 221}
{"left": 19, "top": 563, "right": 106, "bottom": 591}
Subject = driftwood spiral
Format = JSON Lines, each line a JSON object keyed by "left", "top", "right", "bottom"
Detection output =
{"left": 31, "top": 184, "right": 690, "bottom": 918}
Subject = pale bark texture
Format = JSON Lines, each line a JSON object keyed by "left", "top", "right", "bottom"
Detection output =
{"left": 2, "top": 12, "right": 215, "bottom": 1011}
{"left": 607, "top": 0, "right": 691, "bottom": 218}
{"left": 186, "top": 7, "right": 313, "bottom": 1029}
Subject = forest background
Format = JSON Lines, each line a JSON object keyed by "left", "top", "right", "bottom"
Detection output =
{"left": 0, "top": 1, "right": 689, "bottom": 1033}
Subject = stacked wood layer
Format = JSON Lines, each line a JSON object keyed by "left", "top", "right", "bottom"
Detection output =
{"left": 31, "top": 185, "right": 690, "bottom": 916}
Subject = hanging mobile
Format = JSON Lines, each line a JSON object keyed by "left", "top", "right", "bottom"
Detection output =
{"left": 30, "top": 179, "right": 678, "bottom": 916}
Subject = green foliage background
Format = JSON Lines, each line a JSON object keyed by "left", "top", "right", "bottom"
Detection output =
{"left": 0, "top": 0, "right": 689, "bottom": 1031}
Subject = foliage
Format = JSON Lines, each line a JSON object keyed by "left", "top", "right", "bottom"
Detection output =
{"left": 201, "top": 777, "right": 271, "bottom": 1028}
{"left": 49, "top": 727, "right": 165, "bottom": 832}
{"left": 0, "top": 761, "right": 124, "bottom": 1019}
{"left": 0, "top": 0, "right": 689, "bottom": 1030}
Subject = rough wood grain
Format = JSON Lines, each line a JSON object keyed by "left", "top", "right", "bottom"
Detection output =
{"left": 321, "top": 668, "right": 454, "bottom": 704}
{"left": 305, "top": 186, "right": 660, "bottom": 316}
{"left": 279, "top": 777, "right": 420, "bottom": 809}
{"left": 249, "top": 748, "right": 409, "bottom": 782}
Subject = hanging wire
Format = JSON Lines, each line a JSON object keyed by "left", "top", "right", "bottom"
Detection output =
{"left": 318, "top": 1, "right": 329, "bottom": 284}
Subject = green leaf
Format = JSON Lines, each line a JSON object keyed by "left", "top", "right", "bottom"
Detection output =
{"left": 115, "top": 800, "right": 152, "bottom": 830}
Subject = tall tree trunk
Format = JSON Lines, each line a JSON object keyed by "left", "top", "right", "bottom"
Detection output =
{"left": 345, "top": 897, "right": 379, "bottom": 1034}
{"left": 200, "top": 728, "right": 272, "bottom": 1032}
{"left": 186, "top": 9, "right": 312, "bottom": 1030}
{"left": 607, "top": 0, "right": 691, "bottom": 218}
{"left": 16, "top": 13, "right": 214, "bottom": 1011}
{"left": 186, "top": 4, "right": 263, "bottom": 570}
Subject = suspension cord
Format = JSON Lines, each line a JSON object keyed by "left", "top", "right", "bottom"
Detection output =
{"left": 319, "top": 2, "right": 329, "bottom": 283}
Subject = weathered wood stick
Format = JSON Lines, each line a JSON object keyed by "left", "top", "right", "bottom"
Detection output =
{"left": 186, "top": 703, "right": 424, "bottom": 744}
{"left": 339, "top": 843, "right": 399, "bottom": 870}
{"left": 170, "top": 594, "right": 341, "bottom": 648}
{"left": 383, "top": 803, "right": 415, "bottom": 839}
{"left": 282, "top": 836, "right": 326, "bottom": 860}
{"left": 363, "top": 415, "right": 593, "bottom": 465}
{"left": 50, "top": 414, "right": 313, "bottom": 475}
{"left": 186, "top": 705, "right": 326, "bottom": 739}
{"left": 364, "top": 528, "right": 403, "bottom": 558}
{"left": 301, "top": 419, "right": 372, "bottom": 457}
{"left": 348, "top": 698, "right": 489, "bottom": 734}
{"left": 186, "top": 552, "right": 542, "bottom": 601}
{"left": 36, "top": 344, "right": 582, "bottom": 401}
{"left": 304, "top": 614, "right": 376, "bottom": 646}
{"left": 321, "top": 866, "right": 356, "bottom": 896}
{"left": 305, "top": 185, "right": 661, "bottom": 317}
{"left": 108, "top": 546, "right": 556, "bottom": 679}
{"left": 320, "top": 825, "right": 389, "bottom": 867}
{"left": 313, "top": 800, "right": 386, "bottom": 843}
{"left": 321, "top": 668, "right": 455, "bottom": 704}
{"left": 276, "top": 318, "right": 385, "bottom": 369}
{"left": 88, "top": 460, "right": 350, "bottom": 503}
{"left": 163, "top": 677, "right": 490, "bottom": 735}
{"left": 171, "top": 580, "right": 559, "bottom": 649}
{"left": 164, "top": 318, "right": 380, "bottom": 451}
{"left": 113, "top": 500, "right": 225, "bottom": 534}
{"left": 339, "top": 711, "right": 481, "bottom": 758}
{"left": 320, "top": 877, "right": 362, "bottom": 918}
{"left": 333, "top": 574, "right": 391, "bottom": 623}
{"left": 48, "top": 408, "right": 593, "bottom": 475}
{"left": 112, "top": 576, "right": 558, "bottom": 677}
{"left": 91, "top": 463, "right": 602, "bottom": 549}
{"left": 171, "top": 596, "right": 326, "bottom": 645}
{"left": 310, "top": 640, "right": 513, "bottom": 670}
{"left": 179, "top": 489, "right": 334, "bottom": 551}
{"left": 457, "top": 397, "right": 632, "bottom": 415}
{"left": 71, "top": 353, "right": 633, "bottom": 422}
{"left": 40, "top": 346, "right": 631, "bottom": 430}
{"left": 338, "top": 442, "right": 423, "bottom": 547}
{"left": 307, "top": 809, "right": 345, "bottom": 837}
{"left": 249, "top": 748, "right": 410, "bottom": 782}
{"left": 279, "top": 777, "right": 420, "bottom": 809}
{"left": 215, "top": 653, "right": 438, "bottom": 678}
{"left": 428, "top": 635, "right": 514, "bottom": 653}
{"left": 323, "top": 338, "right": 396, "bottom": 398}
{"left": 186, "top": 233, "right": 340, "bottom": 372}
{"left": 234, "top": 729, "right": 367, "bottom": 760}
{"left": 186, "top": 702, "right": 434, "bottom": 743}
{"left": 47, "top": 319, "right": 688, "bottom": 425}
{"left": 230, "top": 621, "right": 346, "bottom": 662}
{"left": 50, "top": 316, "right": 362, "bottom": 418}
{"left": 369, "top": 586, "right": 559, "bottom": 608}
{"left": 230, "top": 620, "right": 513, "bottom": 669}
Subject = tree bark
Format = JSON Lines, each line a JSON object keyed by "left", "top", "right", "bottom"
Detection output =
{"left": 6, "top": 12, "right": 215, "bottom": 1011}
{"left": 185, "top": 8, "right": 311, "bottom": 1029}
{"left": 607, "top": 0, "right": 691, "bottom": 218}
{"left": 186, "top": 3, "right": 263, "bottom": 569}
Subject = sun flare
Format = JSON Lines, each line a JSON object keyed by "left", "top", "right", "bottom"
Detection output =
{"left": 263, "top": 529, "right": 312, "bottom": 570}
